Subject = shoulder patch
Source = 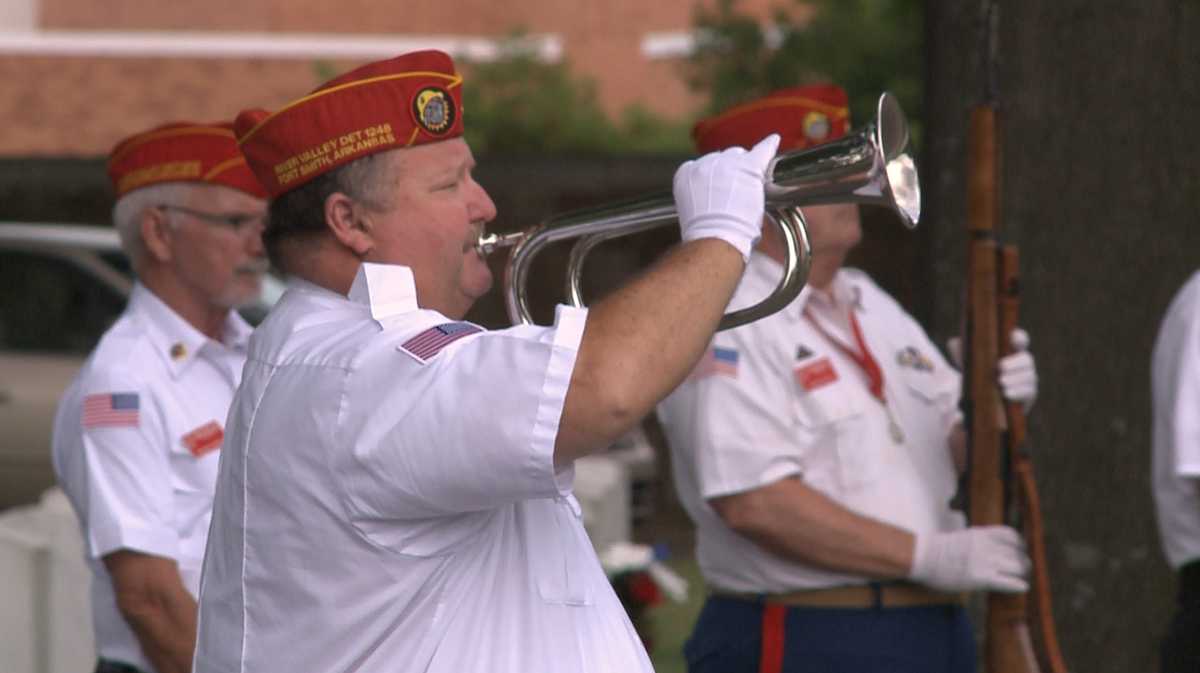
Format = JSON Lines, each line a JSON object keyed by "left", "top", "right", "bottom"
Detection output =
{"left": 82, "top": 392, "right": 140, "bottom": 428}
{"left": 688, "top": 346, "right": 739, "bottom": 381}
{"left": 398, "top": 322, "right": 483, "bottom": 362}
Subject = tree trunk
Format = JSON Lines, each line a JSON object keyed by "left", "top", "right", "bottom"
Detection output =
{"left": 923, "top": 1, "right": 1200, "bottom": 671}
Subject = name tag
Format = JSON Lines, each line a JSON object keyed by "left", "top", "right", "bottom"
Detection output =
{"left": 795, "top": 357, "right": 838, "bottom": 391}
{"left": 182, "top": 421, "right": 223, "bottom": 457}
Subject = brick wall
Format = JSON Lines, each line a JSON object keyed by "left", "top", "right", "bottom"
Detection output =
{"left": 1, "top": 0, "right": 781, "bottom": 155}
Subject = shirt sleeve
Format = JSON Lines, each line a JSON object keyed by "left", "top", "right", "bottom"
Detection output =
{"left": 1172, "top": 301, "right": 1200, "bottom": 478}
{"left": 70, "top": 371, "right": 178, "bottom": 561}
{"left": 338, "top": 305, "right": 586, "bottom": 522}
{"left": 659, "top": 323, "right": 806, "bottom": 500}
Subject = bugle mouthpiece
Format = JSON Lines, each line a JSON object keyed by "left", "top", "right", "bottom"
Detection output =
{"left": 475, "top": 231, "right": 525, "bottom": 257}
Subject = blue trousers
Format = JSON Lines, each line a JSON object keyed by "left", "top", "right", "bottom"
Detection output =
{"left": 1161, "top": 560, "right": 1200, "bottom": 673}
{"left": 95, "top": 660, "right": 148, "bottom": 673}
{"left": 684, "top": 594, "right": 977, "bottom": 673}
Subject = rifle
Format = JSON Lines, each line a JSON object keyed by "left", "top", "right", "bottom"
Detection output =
{"left": 961, "top": 4, "right": 1069, "bottom": 671}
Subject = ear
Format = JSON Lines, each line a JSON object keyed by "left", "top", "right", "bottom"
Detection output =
{"left": 139, "top": 206, "right": 174, "bottom": 264}
{"left": 325, "top": 192, "right": 374, "bottom": 257}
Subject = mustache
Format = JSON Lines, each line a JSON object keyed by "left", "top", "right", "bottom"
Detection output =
{"left": 236, "top": 260, "right": 271, "bottom": 274}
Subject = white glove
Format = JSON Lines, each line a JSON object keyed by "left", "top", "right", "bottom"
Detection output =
{"left": 946, "top": 328, "right": 1038, "bottom": 413}
{"left": 999, "top": 328, "right": 1037, "bottom": 412}
{"left": 673, "top": 133, "right": 780, "bottom": 261}
{"left": 946, "top": 335, "right": 963, "bottom": 368}
{"left": 908, "top": 526, "right": 1030, "bottom": 593}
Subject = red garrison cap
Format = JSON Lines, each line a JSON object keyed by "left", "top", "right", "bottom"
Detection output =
{"left": 692, "top": 84, "right": 851, "bottom": 153}
{"left": 107, "top": 122, "right": 267, "bottom": 199}
{"left": 234, "top": 49, "right": 465, "bottom": 198}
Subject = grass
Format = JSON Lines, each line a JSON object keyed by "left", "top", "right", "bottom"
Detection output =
{"left": 647, "top": 557, "right": 706, "bottom": 673}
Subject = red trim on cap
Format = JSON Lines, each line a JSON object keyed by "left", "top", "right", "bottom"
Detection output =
{"left": 202, "top": 156, "right": 250, "bottom": 181}
{"left": 695, "top": 96, "right": 849, "bottom": 140}
{"left": 108, "top": 125, "right": 236, "bottom": 169}
{"left": 234, "top": 50, "right": 467, "bottom": 197}
{"left": 236, "top": 70, "right": 463, "bottom": 146}
{"left": 107, "top": 121, "right": 266, "bottom": 199}
{"left": 692, "top": 84, "right": 852, "bottom": 154}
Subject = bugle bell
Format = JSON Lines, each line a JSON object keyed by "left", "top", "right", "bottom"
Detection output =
{"left": 476, "top": 92, "right": 921, "bottom": 330}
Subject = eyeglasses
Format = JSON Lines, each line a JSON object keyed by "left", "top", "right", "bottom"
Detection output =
{"left": 157, "top": 204, "right": 266, "bottom": 234}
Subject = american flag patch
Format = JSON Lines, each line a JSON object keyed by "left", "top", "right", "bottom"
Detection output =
{"left": 399, "top": 322, "right": 483, "bottom": 362}
{"left": 82, "top": 392, "right": 140, "bottom": 428}
{"left": 690, "top": 346, "right": 739, "bottom": 380}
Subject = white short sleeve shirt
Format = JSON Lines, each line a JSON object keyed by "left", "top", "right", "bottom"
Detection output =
{"left": 193, "top": 263, "right": 652, "bottom": 673}
{"left": 52, "top": 283, "right": 250, "bottom": 673}
{"left": 1152, "top": 270, "right": 1200, "bottom": 569}
{"left": 658, "top": 253, "right": 964, "bottom": 592}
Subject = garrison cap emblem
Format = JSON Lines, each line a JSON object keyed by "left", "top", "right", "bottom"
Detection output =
{"left": 802, "top": 110, "right": 831, "bottom": 143}
{"left": 413, "top": 87, "right": 455, "bottom": 135}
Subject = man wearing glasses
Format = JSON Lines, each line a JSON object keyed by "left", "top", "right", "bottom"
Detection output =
{"left": 51, "top": 121, "right": 267, "bottom": 673}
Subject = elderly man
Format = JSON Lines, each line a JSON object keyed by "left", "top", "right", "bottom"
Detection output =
{"left": 192, "top": 50, "right": 779, "bottom": 673}
{"left": 52, "top": 122, "right": 268, "bottom": 673}
{"left": 656, "top": 85, "right": 1039, "bottom": 673}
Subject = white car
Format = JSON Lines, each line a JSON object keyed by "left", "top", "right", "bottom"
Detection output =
{"left": 0, "top": 222, "right": 282, "bottom": 511}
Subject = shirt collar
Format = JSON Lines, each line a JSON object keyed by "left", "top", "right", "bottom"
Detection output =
{"left": 129, "top": 283, "right": 252, "bottom": 378}
{"left": 745, "top": 252, "right": 863, "bottom": 319}
{"left": 223, "top": 310, "right": 254, "bottom": 350}
{"left": 745, "top": 251, "right": 814, "bottom": 321}
{"left": 805, "top": 274, "right": 861, "bottom": 313}
{"left": 346, "top": 262, "right": 420, "bottom": 320}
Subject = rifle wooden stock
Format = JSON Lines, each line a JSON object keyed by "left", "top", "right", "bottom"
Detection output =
{"left": 964, "top": 105, "right": 1067, "bottom": 673}
{"left": 966, "top": 107, "right": 1004, "bottom": 531}
{"left": 999, "top": 248, "right": 1069, "bottom": 673}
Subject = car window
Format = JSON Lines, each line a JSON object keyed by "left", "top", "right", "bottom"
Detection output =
{"left": 0, "top": 249, "right": 127, "bottom": 354}
{"left": 100, "top": 250, "right": 133, "bottom": 277}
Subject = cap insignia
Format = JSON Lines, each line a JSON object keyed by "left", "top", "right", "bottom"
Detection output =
{"left": 413, "top": 87, "right": 456, "bottom": 135}
{"left": 803, "top": 110, "right": 831, "bottom": 142}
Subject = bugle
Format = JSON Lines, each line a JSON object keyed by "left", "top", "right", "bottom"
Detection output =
{"left": 476, "top": 92, "right": 921, "bottom": 330}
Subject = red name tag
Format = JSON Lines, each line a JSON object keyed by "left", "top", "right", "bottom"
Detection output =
{"left": 795, "top": 357, "right": 838, "bottom": 391}
{"left": 182, "top": 421, "right": 224, "bottom": 457}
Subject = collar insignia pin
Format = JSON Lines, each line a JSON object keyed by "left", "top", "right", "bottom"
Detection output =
{"left": 170, "top": 343, "right": 187, "bottom": 360}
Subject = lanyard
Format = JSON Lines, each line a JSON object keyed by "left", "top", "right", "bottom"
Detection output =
{"left": 804, "top": 308, "right": 885, "bottom": 403}
{"left": 804, "top": 306, "right": 905, "bottom": 443}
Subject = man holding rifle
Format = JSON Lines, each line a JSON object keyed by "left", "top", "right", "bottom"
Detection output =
{"left": 192, "top": 49, "right": 782, "bottom": 673}
{"left": 657, "top": 85, "right": 1040, "bottom": 673}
